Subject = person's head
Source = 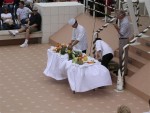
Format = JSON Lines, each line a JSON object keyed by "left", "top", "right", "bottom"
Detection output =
{"left": 32, "top": 6, "right": 38, "bottom": 14}
{"left": 19, "top": 1, "right": 24, "bottom": 9}
{"left": 68, "top": 18, "right": 78, "bottom": 28}
{"left": 117, "top": 105, "right": 131, "bottom": 113}
{"left": 3, "top": 7, "right": 9, "bottom": 14}
{"left": 116, "top": 10, "right": 126, "bottom": 20}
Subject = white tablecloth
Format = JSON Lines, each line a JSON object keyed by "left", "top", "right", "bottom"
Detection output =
{"left": 65, "top": 61, "right": 112, "bottom": 92}
{"left": 43, "top": 49, "right": 68, "bottom": 80}
{"left": 44, "top": 47, "right": 112, "bottom": 92}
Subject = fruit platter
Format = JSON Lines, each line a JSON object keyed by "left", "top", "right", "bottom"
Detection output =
{"left": 52, "top": 43, "right": 67, "bottom": 55}
{"left": 51, "top": 44, "right": 96, "bottom": 65}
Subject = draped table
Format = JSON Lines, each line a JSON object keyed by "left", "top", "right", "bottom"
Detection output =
{"left": 44, "top": 47, "right": 112, "bottom": 92}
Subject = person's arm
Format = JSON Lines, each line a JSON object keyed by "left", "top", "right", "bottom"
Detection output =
{"left": 17, "top": 15, "right": 21, "bottom": 24}
{"left": 16, "top": 9, "right": 21, "bottom": 24}
{"left": 68, "top": 40, "right": 79, "bottom": 50}
{"left": 113, "top": 23, "right": 120, "bottom": 33}
{"left": 68, "top": 29, "right": 83, "bottom": 49}
{"left": 1, "top": 14, "right": 5, "bottom": 20}
{"left": 29, "top": 23, "right": 37, "bottom": 28}
{"left": 71, "top": 40, "right": 79, "bottom": 47}
{"left": 95, "top": 40, "right": 102, "bottom": 59}
{"left": 25, "top": 19, "right": 30, "bottom": 28}
{"left": 28, "top": 7, "right": 32, "bottom": 14}
{"left": 113, "top": 22, "right": 129, "bottom": 37}
{"left": 96, "top": 51, "right": 102, "bottom": 60}
{"left": 69, "top": 40, "right": 75, "bottom": 46}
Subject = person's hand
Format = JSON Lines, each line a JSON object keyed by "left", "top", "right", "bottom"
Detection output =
{"left": 25, "top": 24, "right": 29, "bottom": 28}
{"left": 68, "top": 42, "right": 72, "bottom": 46}
{"left": 113, "top": 24, "right": 118, "bottom": 28}
{"left": 68, "top": 45, "right": 73, "bottom": 50}
{"left": 25, "top": 19, "right": 29, "bottom": 22}
{"left": 96, "top": 51, "right": 101, "bottom": 60}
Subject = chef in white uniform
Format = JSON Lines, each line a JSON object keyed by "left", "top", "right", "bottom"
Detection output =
{"left": 68, "top": 18, "right": 88, "bottom": 53}
{"left": 95, "top": 38, "right": 114, "bottom": 68}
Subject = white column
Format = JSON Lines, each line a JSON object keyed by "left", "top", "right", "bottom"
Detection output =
{"left": 35, "top": 2, "right": 84, "bottom": 43}
{"left": 143, "top": 0, "right": 150, "bottom": 17}
{"left": 126, "top": 0, "right": 139, "bottom": 36}
{"left": 105, "top": 0, "right": 108, "bottom": 22}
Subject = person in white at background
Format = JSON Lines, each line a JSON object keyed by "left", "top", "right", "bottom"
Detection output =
{"left": 1, "top": 7, "right": 14, "bottom": 30}
{"left": 68, "top": 18, "right": 88, "bottom": 53}
{"left": 16, "top": 1, "right": 32, "bottom": 25}
{"left": 95, "top": 38, "right": 114, "bottom": 68}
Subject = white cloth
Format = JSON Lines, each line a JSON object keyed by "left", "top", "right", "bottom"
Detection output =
{"left": 143, "top": 111, "right": 150, "bottom": 113}
{"left": 1, "top": 13, "right": 12, "bottom": 23}
{"left": 44, "top": 47, "right": 112, "bottom": 92}
{"left": 96, "top": 40, "right": 114, "bottom": 56}
{"left": 16, "top": 7, "right": 32, "bottom": 20}
{"left": 65, "top": 60, "right": 112, "bottom": 92}
{"left": 43, "top": 48, "right": 68, "bottom": 80}
{"left": 72, "top": 24, "right": 88, "bottom": 51}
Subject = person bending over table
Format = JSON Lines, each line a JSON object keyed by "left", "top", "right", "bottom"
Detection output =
{"left": 8, "top": 6, "right": 41, "bottom": 48}
{"left": 68, "top": 18, "right": 88, "bottom": 54}
{"left": 95, "top": 38, "right": 114, "bottom": 68}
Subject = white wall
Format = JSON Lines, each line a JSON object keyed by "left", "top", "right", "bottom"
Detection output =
{"left": 35, "top": 2, "right": 84, "bottom": 43}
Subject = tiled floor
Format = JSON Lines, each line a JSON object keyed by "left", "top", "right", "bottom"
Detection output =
{"left": 0, "top": 44, "right": 149, "bottom": 113}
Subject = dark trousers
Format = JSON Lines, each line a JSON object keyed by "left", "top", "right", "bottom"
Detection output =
{"left": 101, "top": 53, "right": 113, "bottom": 68}
{"left": 21, "top": 18, "right": 28, "bottom": 25}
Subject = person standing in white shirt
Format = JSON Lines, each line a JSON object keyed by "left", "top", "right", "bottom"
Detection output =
{"left": 68, "top": 18, "right": 88, "bottom": 53}
{"left": 95, "top": 38, "right": 114, "bottom": 68}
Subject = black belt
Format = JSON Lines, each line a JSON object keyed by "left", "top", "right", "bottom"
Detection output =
{"left": 119, "top": 38, "right": 128, "bottom": 40}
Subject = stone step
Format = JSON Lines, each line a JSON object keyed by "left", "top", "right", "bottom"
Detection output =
{"left": 0, "top": 30, "right": 42, "bottom": 46}
{"left": 126, "top": 63, "right": 150, "bottom": 101}
{"left": 138, "top": 37, "right": 150, "bottom": 47}
{"left": 0, "top": 30, "right": 42, "bottom": 40}
{"left": 112, "top": 57, "right": 139, "bottom": 77}
{"left": 115, "top": 50, "right": 148, "bottom": 68}
{"left": 111, "top": 63, "right": 150, "bottom": 102}
{"left": 129, "top": 44, "right": 150, "bottom": 60}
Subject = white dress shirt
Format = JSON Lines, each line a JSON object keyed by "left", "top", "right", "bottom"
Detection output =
{"left": 72, "top": 24, "right": 88, "bottom": 51}
{"left": 96, "top": 40, "right": 114, "bottom": 56}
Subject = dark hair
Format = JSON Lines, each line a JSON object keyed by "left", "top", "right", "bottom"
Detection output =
{"left": 117, "top": 10, "right": 126, "bottom": 17}
{"left": 95, "top": 38, "right": 102, "bottom": 41}
{"left": 20, "top": 1, "right": 24, "bottom": 5}
{"left": 94, "top": 38, "right": 102, "bottom": 43}
{"left": 149, "top": 99, "right": 150, "bottom": 106}
{"left": 3, "top": 7, "right": 9, "bottom": 13}
{"left": 74, "top": 20, "right": 77, "bottom": 25}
